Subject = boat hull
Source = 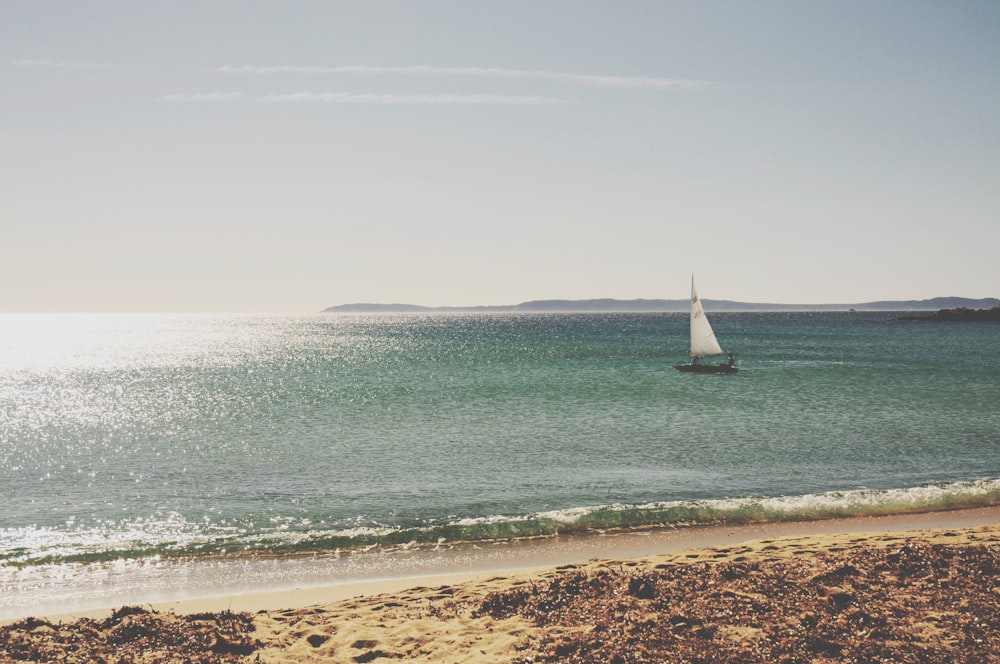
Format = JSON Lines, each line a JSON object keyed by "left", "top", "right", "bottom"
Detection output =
{"left": 674, "top": 363, "right": 738, "bottom": 375}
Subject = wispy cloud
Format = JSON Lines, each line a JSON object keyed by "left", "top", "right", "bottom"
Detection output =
{"left": 216, "top": 64, "right": 711, "bottom": 90}
{"left": 12, "top": 59, "right": 118, "bottom": 70}
{"left": 256, "top": 91, "right": 564, "bottom": 105}
{"left": 160, "top": 92, "right": 243, "bottom": 102}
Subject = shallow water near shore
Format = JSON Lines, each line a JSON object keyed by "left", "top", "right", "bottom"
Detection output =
{"left": 2, "top": 312, "right": 998, "bottom": 617}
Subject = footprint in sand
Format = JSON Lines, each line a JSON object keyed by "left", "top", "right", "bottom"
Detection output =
{"left": 306, "top": 633, "right": 329, "bottom": 647}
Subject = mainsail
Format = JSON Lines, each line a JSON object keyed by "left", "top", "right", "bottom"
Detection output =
{"left": 689, "top": 276, "right": 724, "bottom": 359}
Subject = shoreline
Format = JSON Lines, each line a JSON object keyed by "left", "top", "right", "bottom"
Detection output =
{"left": 4, "top": 512, "right": 999, "bottom": 663}
{"left": 12, "top": 505, "right": 1000, "bottom": 626}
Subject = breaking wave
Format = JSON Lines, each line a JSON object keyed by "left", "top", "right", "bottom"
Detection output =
{"left": 4, "top": 478, "right": 998, "bottom": 567}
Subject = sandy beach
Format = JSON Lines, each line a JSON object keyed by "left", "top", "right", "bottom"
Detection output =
{"left": 2, "top": 508, "right": 999, "bottom": 662}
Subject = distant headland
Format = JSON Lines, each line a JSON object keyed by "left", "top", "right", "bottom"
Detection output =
{"left": 323, "top": 296, "right": 999, "bottom": 314}
{"left": 897, "top": 306, "right": 1000, "bottom": 322}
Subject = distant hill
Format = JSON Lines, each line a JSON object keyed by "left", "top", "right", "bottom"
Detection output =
{"left": 323, "top": 296, "right": 999, "bottom": 313}
{"left": 898, "top": 306, "right": 1000, "bottom": 322}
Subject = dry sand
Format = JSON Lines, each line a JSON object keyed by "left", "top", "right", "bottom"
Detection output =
{"left": 2, "top": 510, "right": 999, "bottom": 663}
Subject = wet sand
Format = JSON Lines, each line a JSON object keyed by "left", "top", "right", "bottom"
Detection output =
{"left": 2, "top": 508, "right": 999, "bottom": 662}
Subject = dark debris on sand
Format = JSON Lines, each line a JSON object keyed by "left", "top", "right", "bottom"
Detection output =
{"left": 0, "top": 605, "right": 258, "bottom": 663}
{"left": 472, "top": 539, "right": 1000, "bottom": 663}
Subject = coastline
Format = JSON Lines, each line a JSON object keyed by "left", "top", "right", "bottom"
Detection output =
{"left": 3, "top": 509, "right": 998, "bottom": 662}
{"left": 12, "top": 505, "right": 1000, "bottom": 625}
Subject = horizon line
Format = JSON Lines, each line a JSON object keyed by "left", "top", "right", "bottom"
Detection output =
{"left": 2, "top": 296, "right": 995, "bottom": 316}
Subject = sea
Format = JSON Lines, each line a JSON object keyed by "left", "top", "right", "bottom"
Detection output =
{"left": 2, "top": 311, "right": 998, "bottom": 619}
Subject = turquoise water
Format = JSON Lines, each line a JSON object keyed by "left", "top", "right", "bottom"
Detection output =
{"left": 2, "top": 312, "right": 999, "bottom": 571}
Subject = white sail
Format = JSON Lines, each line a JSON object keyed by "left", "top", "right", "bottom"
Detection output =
{"left": 689, "top": 275, "right": 724, "bottom": 358}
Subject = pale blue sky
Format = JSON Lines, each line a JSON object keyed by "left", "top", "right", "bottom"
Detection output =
{"left": 3, "top": 1, "right": 998, "bottom": 312}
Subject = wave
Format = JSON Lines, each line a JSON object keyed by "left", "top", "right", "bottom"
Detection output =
{"left": 4, "top": 479, "right": 999, "bottom": 567}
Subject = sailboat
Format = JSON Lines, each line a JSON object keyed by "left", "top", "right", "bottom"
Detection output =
{"left": 673, "top": 276, "right": 738, "bottom": 374}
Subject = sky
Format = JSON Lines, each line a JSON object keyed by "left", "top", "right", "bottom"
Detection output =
{"left": 3, "top": 1, "right": 998, "bottom": 312}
